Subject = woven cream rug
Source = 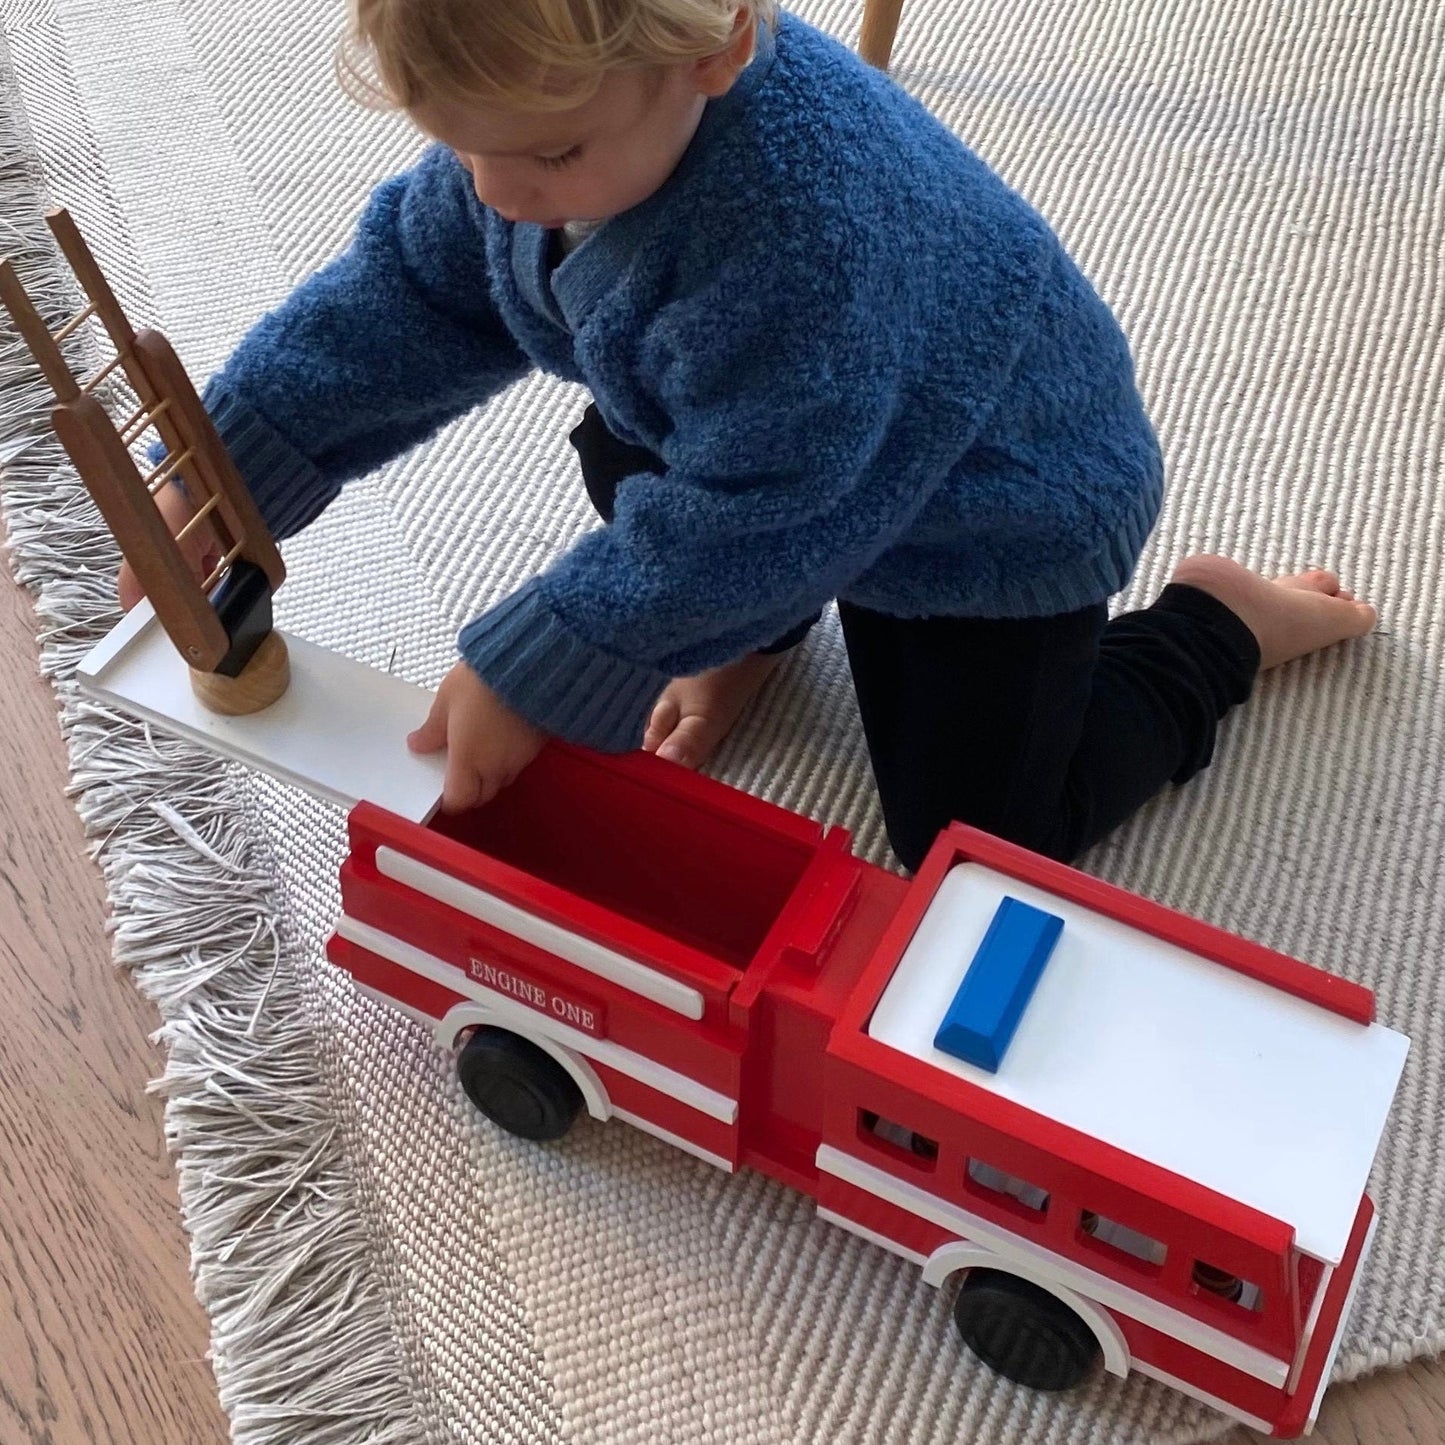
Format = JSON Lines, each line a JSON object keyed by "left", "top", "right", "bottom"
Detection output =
{"left": 1, "top": 0, "right": 1441, "bottom": 1441}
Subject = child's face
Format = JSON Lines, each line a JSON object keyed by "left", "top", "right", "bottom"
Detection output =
{"left": 410, "top": 33, "right": 751, "bottom": 229}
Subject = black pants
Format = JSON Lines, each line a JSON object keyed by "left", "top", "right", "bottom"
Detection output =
{"left": 570, "top": 404, "right": 1260, "bottom": 871}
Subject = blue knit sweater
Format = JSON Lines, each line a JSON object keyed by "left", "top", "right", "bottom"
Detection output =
{"left": 201, "top": 13, "right": 1163, "bottom": 751}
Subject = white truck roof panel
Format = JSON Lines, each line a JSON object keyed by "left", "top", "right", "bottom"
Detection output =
{"left": 867, "top": 862, "right": 1409, "bottom": 1264}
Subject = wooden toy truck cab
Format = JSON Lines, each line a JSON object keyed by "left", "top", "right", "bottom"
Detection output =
{"left": 816, "top": 833, "right": 1405, "bottom": 1437}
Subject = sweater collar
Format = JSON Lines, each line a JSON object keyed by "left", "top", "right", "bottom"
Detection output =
{"left": 524, "top": 18, "right": 780, "bottom": 328}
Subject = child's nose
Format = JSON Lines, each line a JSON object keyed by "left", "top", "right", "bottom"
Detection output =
{"left": 464, "top": 157, "right": 532, "bottom": 222}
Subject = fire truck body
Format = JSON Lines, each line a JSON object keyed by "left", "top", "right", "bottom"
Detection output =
{"left": 328, "top": 738, "right": 1405, "bottom": 1439}
{"left": 79, "top": 611, "right": 1409, "bottom": 1438}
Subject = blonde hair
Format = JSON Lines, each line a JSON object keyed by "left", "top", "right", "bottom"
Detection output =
{"left": 339, "top": 0, "right": 776, "bottom": 114}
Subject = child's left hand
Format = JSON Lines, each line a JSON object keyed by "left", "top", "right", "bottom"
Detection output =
{"left": 408, "top": 661, "right": 546, "bottom": 812}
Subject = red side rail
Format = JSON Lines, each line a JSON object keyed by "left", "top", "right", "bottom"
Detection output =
{"left": 956, "top": 825, "right": 1372, "bottom": 1022}
{"left": 346, "top": 799, "right": 743, "bottom": 1002}
{"left": 839, "top": 825, "right": 1374, "bottom": 1039}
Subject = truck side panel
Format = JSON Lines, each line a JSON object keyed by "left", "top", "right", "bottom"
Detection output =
{"left": 339, "top": 856, "right": 746, "bottom": 1099}
{"left": 813, "top": 1168, "right": 1339, "bottom": 1437}
{"left": 820, "top": 1045, "right": 1298, "bottom": 1359}
{"left": 329, "top": 928, "right": 744, "bottom": 1167}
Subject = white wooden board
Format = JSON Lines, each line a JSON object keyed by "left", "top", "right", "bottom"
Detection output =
{"left": 77, "top": 604, "right": 446, "bottom": 822}
{"left": 868, "top": 862, "right": 1410, "bottom": 1265}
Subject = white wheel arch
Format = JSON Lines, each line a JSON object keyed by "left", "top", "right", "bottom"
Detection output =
{"left": 439, "top": 1003, "right": 612, "bottom": 1122}
{"left": 923, "top": 1242, "right": 1131, "bottom": 1378}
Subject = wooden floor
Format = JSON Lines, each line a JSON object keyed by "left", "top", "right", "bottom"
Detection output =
{"left": 0, "top": 556, "right": 1440, "bottom": 1445}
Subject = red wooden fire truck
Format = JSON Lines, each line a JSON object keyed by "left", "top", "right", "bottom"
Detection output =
{"left": 317, "top": 736, "right": 1405, "bottom": 1440}
{"left": 75, "top": 558, "right": 1409, "bottom": 1439}
{"left": 63, "top": 454, "right": 1408, "bottom": 1442}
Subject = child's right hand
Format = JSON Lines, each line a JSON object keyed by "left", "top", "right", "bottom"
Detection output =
{"left": 117, "top": 480, "right": 223, "bottom": 611}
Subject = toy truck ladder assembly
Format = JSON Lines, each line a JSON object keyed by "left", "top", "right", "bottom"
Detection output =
{"left": 2, "top": 217, "right": 1409, "bottom": 1441}
{"left": 0, "top": 209, "right": 290, "bottom": 712}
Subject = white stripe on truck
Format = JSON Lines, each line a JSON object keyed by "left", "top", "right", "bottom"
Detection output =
{"left": 374, "top": 846, "right": 707, "bottom": 1020}
{"left": 335, "top": 913, "right": 738, "bottom": 1125}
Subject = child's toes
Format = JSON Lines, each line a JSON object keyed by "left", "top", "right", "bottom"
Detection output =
{"left": 1346, "top": 598, "right": 1379, "bottom": 634}
{"left": 1275, "top": 567, "right": 1342, "bottom": 595}
{"left": 655, "top": 715, "right": 715, "bottom": 768}
{"left": 643, "top": 694, "right": 681, "bottom": 753}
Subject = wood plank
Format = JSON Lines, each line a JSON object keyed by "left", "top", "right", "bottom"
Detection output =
{"left": 858, "top": 0, "right": 904, "bottom": 69}
{"left": 0, "top": 547, "right": 226, "bottom": 1445}
{"left": 44, "top": 209, "right": 136, "bottom": 352}
{"left": 0, "top": 258, "right": 80, "bottom": 401}
{"left": 51, "top": 395, "right": 230, "bottom": 669}
{"left": 131, "top": 330, "right": 285, "bottom": 593}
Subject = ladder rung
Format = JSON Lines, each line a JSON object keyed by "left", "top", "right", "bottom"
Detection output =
{"left": 80, "top": 351, "right": 125, "bottom": 396}
{"left": 53, "top": 300, "right": 98, "bottom": 343}
{"left": 119, "top": 395, "right": 170, "bottom": 446}
{"left": 201, "top": 539, "right": 244, "bottom": 594}
{"left": 45, "top": 210, "right": 136, "bottom": 354}
{"left": 174, "top": 492, "right": 220, "bottom": 545}
{"left": 144, "top": 444, "right": 194, "bottom": 495}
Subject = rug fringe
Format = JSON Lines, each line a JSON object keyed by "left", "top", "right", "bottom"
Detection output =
{"left": 0, "top": 69, "right": 429, "bottom": 1445}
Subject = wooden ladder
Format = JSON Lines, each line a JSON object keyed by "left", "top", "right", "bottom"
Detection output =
{"left": 0, "top": 209, "right": 285, "bottom": 673}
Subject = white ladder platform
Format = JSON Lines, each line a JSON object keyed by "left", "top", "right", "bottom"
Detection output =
{"left": 77, "top": 603, "right": 446, "bottom": 822}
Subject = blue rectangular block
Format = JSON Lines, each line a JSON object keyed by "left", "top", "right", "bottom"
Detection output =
{"left": 933, "top": 896, "right": 1063, "bottom": 1072}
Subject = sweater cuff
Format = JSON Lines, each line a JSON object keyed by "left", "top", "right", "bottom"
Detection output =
{"left": 458, "top": 579, "right": 670, "bottom": 752}
{"left": 200, "top": 379, "right": 339, "bottom": 540}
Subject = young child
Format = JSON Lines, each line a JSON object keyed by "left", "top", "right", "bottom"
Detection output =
{"left": 127, "top": 0, "right": 1376, "bottom": 872}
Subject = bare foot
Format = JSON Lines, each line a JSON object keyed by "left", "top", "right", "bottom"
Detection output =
{"left": 643, "top": 651, "right": 787, "bottom": 768}
{"left": 1170, "top": 554, "right": 1377, "bottom": 671}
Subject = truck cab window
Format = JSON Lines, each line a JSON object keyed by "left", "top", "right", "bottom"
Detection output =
{"left": 965, "top": 1157, "right": 1049, "bottom": 1213}
{"left": 859, "top": 1110, "right": 939, "bottom": 1167}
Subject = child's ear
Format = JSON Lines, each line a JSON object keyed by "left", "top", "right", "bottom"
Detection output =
{"left": 694, "top": 8, "right": 758, "bottom": 97}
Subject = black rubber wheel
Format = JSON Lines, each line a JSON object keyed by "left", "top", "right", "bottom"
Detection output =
{"left": 456, "top": 1027, "right": 584, "bottom": 1142}
{"left": 952, "top": 1269, "right": 1102, "bottom": 1392}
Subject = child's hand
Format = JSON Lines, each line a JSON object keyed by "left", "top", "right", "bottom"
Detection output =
{"left": 408, "top": 661, "right": 547, "bottom": 812}
{"left": 117, "top": 481, "right": 223, "bottom": 611}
